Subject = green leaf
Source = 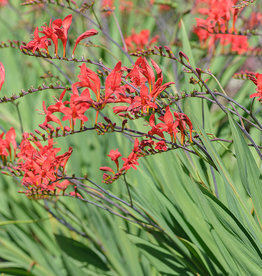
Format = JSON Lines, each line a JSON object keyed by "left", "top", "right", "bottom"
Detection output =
{"left": 228, "top": 113, "right": 262, "bottom": 223}
{"left": 128, "top": 235, "right": 192, "bottom": 275}
{"left": 0, "top": 268, "right": 35, "bottom": 276}
{"left": 180, "top": 19, "right": 196, "bottom": 68}
{"left": 55, "top": 235, "right": 109, "bottom": 271}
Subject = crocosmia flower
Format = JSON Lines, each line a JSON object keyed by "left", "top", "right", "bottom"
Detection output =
{"left": 247, "top": 72, "right": 262, "bottom": 101}
{"left": 107, "top": 148, "right": 122, "bottom": 170}
{"left": 17, "top": 135, "right": 72, "bottom": 192}
{"left": 0, "top": 127, "right": 17, "bottom": 161}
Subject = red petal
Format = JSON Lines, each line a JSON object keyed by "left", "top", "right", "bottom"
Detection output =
{"left": 164, "top": 106, "right": 173, "bottom": 124}
{"left": 62, "top": 14, "right": 72, "bottom": 32}
{"left": 100, "top": 166, "right": 114, "bottom": 173}
{"left": 149, "top": 114, "right": 155, "bottom": 127}
{"left": 72, "top": 29, "right": 98, "bottom": 55}
{"left": 151, "top": 59, "right": 162, "bottom": 79}
{"left": 105, "top": 61, "right": 122, "bottom": 99}
{"left": 59, "top": 89, "right": 67, "bottom": 101}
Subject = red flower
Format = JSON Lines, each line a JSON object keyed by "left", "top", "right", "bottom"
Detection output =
{"left": 246, "top": 12, "right": 262, "bottom": 29}
{"left": 157, "top": 106, "right": 179, "bottom": 143}
{"left": 0, "top": 62, "right": 5, "bottom": 92}
{"left": 72, "top": 29, "right": 98, "bottom": 55}
{"left": 22, "top": 15, "right": 73, "bottom": 56}
{"left": 150, "top": 0, "right": 171, "bottom": 11}
{"left": 149, "top": 107, "right": 193, "bottom": 144}
{"left": 148, "top": 114, "right": 164, "bottom": 138}
{"left": 0, "top": 127, "right": 16, "bottom": 161}
{"left": 101, "top": 0, "right": 114, "bottom": 14}
{"left": 107, "top": 148, "right": 122, "bottom": 170}
{"left": 52, "top": 14, "right": 73, "bottom": 57}
{"left": 56, "top": 180, "right": 71, "bottom": 193}
{"left": 119, "top": 58, "right": 174, "bottom": 117}
{"left": 42, "top": 100, "right": 64, "bottom": 130}
{"left": 122, "top": 151, "right": 139, "bottom": 171}
{"left": 73, "top": 61, "right": 122, "bottom": 123}
{"left": 40, "top": 87, "right": 91, "bottom": 131}
{"left": 17, "top": 136, "right": 72, "bottom": 192}
{"left": 127, "top": 85, "right": 158, "bottom": 114}
{"left": 155, "top": 141, "right": 168, "bottom": 151}
{"left": 40, "top": 19, "right": 60, "bottom": 55}
{"left": 61, "top": 92, "right": 90, "bottom": 129}
{"left": 100, "top": 166, "right": 115, "bottom": 173}
{"left": 104, "top": 61, "right": 122, "bottom": 101}
{"left": 101, "top": 0, "right": 132, "bottom": 14}
{"left": 73, "top": 63, "right": 101, "bottom": 100}
{"left": 21, "top": 27, "right": 51, "bottom": 54}
{"left": 133, "top": 58, "right": 174, "bottom": 100}
{"left": 247, "top": 72, "right": 262, "bottom": 101}
{"left": 125, "top": 29, "right": 159, "bottom": 52}
{"left": 173, "top": 112, "right": 193, "bottom": 144}
{"left": 100, "top": 139, "right": 142, "bottom": 184}
{"left": 121, "top": 138, "right": 140, "bottom": 171}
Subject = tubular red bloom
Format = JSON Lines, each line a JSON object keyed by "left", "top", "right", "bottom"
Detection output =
{"left": 42, "top": 101, "right": 64, "bottom": 129}
{"left": 73, "top": 61, "right": 123, "bottom": 123}
{"left": 247, "top": 72, "right": 262, "bottom": 101}
{"left": 100, "top": 166, "right": 115, "bottom": 173}
{"left": 72, "top": 29, "right": 98, "bottom": 55}
{"left": 122, "top": 152, "right": 139, "bottom": 171}
{"left": 123, "top": 58, "right": 174, "bottom": 117}
{"left": 107, "top": 148, "right": 122, "bottom": 170}
{"left": 121, "top": 138, "right": 140, "bottom": 171}
{"left": 21, "top": 15, "right": 73, "bottom": 56}
{"left": 127, "top": 85, "right": 158, "bottom": 114}
{"left": 104, "top": 61, "right": 122, "bottom": 101}
{"left": 52, "top": 14, "right": 73, "bottom": 57}
{"left": 74, "top": 63, "right": 101, "bottom": 100}
{"left": 21, "top": 27, "right": 51, "bottom": 54}
{"left": 61, "top": 90, "right": 90, "bottom": 128}
{"left": 0, "top": 127, "right": 17, "bottom": 161}
{"left": 148, "top": 114, "right": 164, "bottom": 138}
{"left": 149, "top": 107, "right": 193, "bottom": 144}
{"left": 150, "top": 0, "right": 171, "bottom": 11}
{"left": 0, "top": 62, "right": 5, "bottom": 92}
{"left": 158, "top": 106, "right": 179, "bottom": 143}
{"left": 134, "top": 58, "right": 175, "bottom": 100}
{"left": 173, "top": 112, "right": 193, "bottom": 144}
{"left": 40, "top": 19, "right": 60, "bottom": 55}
